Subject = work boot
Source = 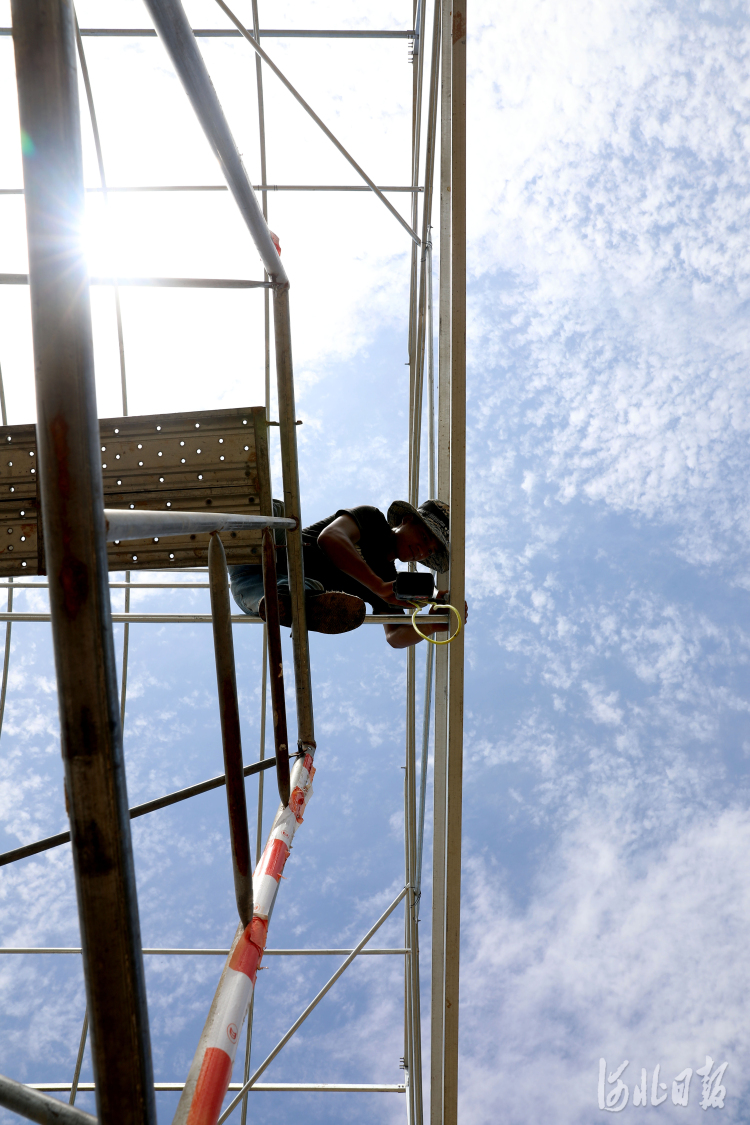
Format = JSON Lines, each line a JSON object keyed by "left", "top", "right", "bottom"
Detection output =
{"left": 259, "top": 590, "right": 366, "bottom": 634}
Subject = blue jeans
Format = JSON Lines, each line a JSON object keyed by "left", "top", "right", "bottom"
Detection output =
{"left": 229, "top": 564, "right": 325, "bottom": 616}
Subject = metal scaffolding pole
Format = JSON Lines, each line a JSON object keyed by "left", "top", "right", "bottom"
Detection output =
{"left": 0, "top": 26, "right": 416, "bottom": 39}
{"left": 143, "top": 0, "right": 314, "bottom": 753}
{"left": 0, "top": 183, "right": 422, "bottom": 194}
{"left": 444, "top": 0, "right": 466, "bottom": 1119}
{"left": 0, "top": 1074, "right": 96, "bottom": 1125}
{"left": 10, "top": 2, "right": 156, "bottom": 1122}
{"left": 209, "top": 534, "right": 254, "bottom": 926}
{"left": 244, "top": 10, "right": 270, "bottom": 1094}
{"left": 0, "top": 362, "right": 12, "bottom": 746}
{"left": 410, "top": 0, "right": 442, "bottom": 506}
{"left": 430, "top": 0, "right": 453, "bottom": 1118}
{"left": 73, "top": 8, "right": 133, "bottom": 741}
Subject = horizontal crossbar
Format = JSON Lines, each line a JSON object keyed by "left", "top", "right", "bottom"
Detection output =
{"left": 26, "top": 1082, "right": 406, "bottom": 1093}
{"left": 0, "top": 947, "right": 409, "bottom": 956}
{"left": 0, "top": 274, "right": 270, "bottom": 288}
{"left": 0, "top": 582, "right": 212, "bottom": 589}
{"left": 105, "top": 509, "right": 295, "bottom": 541}
{"left": 0, "top": 27, "right": 414, "bottom": 38}
{"left": 0, "top": 185, "right": 423, "bottom": 194}
{"left": 0, "top": 613, "right": 419, "bottom": 624}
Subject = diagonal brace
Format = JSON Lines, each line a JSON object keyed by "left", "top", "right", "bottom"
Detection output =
{"left": 213, "top": 0, "right": 420, "bottom": 246}
{"left": 217, "top": 885, "right": 409, "bottom": 1123}
{"left": 0, "top": 1073, "right": 96, "bottom": 1125}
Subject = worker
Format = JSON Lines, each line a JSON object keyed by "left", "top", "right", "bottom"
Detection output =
{"left": 230, "top": 499, "right": 461, "bottom": 648}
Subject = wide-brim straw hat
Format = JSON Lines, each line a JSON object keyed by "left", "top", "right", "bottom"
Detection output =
{"left": 387, "top": 498, "right": 450, "bottom": 573}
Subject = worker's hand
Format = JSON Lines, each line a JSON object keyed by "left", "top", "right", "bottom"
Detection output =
{"left": 374, "top": 579, "right": 408, "bottom": 607}
{"left": 428, "top": 598, "right": 468, "bottom": 629}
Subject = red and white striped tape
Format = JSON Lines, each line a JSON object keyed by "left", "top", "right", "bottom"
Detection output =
{"left": 175, "top": 752, "right": 315, "bottom": 1125}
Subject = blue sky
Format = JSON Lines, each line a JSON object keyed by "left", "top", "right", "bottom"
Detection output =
{"left": 2, "top": 0, "right": 750, "bottom": 1122}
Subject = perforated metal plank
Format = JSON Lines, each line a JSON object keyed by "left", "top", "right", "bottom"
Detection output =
{"left": 0, "top": 407, "right": 269, "bottom": 575}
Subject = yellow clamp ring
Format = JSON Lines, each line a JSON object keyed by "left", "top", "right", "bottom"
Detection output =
{"left": 410, "top": 601, "right": 462, "bottom": 646}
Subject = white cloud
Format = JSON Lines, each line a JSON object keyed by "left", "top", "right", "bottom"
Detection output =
{"left": 459, "top": 806, "right": 750, "bottom": 1122}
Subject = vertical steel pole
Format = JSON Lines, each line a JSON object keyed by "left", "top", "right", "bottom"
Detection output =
{"left": 407, "top": 0, "right": 425, "bottom": 507}
{"left": 404, "top": 647, "right": 417, "bottom": 1122}
{"left": 0, "top": 578, "right": 12, "bottom": 741}
{"left": 143, "top": 0, "right": 312, "bottom": 752}
{"left": 10, "top": 4, "right": 156, "bottom": 1123}
{"left": 443, "top": 0, "right": 466, "bottom": 1119}
{"left": 0, "top": 363, "right": 11, "bottom": 747}
{"left": 74, "top": 12, "right": 133, "bottom": 731}
{"left": 208, "top": 534, "right": 254, "bottom": 927}
{"left": 416, "top": 642, "right": 434, "bottom": 889}
{"left": 0, "top": 363, "right": 11, "bottom": 745}
{"left": 261, "top": 528, "right": 291, "bottom": 805}
{"left": 69, "top": 1009, "right": 88, "bottom": 1105}
{"left": 410, "top": 0, "right": 442, "bottom": 507}
{"left": 244, "top": 20, "right": 270, "bottom": 1104}
{"left": 253, "top": 414, "right": 291, "bottom": 808}
{"left": 430, "top": 2, "right": 453, "bottom": 1119}
{"left": 272, "top": 287, "right": 314, "bottom": 750}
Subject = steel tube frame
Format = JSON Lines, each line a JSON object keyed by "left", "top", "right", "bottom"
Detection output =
{"left": 10, "top": 3, "right": 156, "bottom": 1122}
{"left": 0, "top": 1, "right": 460, "bottom": 1112}
{"left": 0, "top": 1074, "right": 96, "bottom": 1125}
{"left": 208, "top": 534, "right": 254, "bottom": 926}
{"left": 0, "top": 754, "right": 282, "bottom": 867}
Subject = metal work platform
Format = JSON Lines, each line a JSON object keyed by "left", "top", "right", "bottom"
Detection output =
{"left": 0, "top": 406, "right": 273, "bottom": 574}
{"left": 0, "top": 1, "right": 466, "bottom": 1123}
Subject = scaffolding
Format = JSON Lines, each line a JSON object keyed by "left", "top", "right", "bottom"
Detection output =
{"left": 0, "top": 1, "right": 466, "bottom": 1122}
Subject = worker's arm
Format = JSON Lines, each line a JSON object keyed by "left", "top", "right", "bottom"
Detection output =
{"left": 384, "top": 604, "right": 452, "bottom": 649}
{"left": 317, "top": 514, "right": 398, "bottom": 600}
{"left": 318, "top": 514, "right": 465, "bottom": 649}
